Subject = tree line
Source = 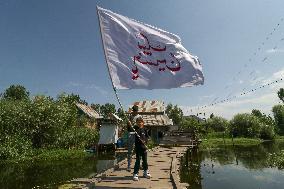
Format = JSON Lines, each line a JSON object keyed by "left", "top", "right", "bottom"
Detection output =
{"left": 0, "top": 85, "right": 122, "bottom": 160}
{"left": 2, "top": 84, "right": 284, "bottom": 160}
{"left": 167, "top": 88, "right": 284, "bottom": 140}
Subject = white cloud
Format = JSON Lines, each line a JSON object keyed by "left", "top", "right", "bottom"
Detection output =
{"left": 68, "top": 82, "right": 108, "bottom": 95}
{"left": 181, "top": 89, "right": 281, "bottom": 119}
{"left": 249, "top": 76, "right": 265, "bottom": 86}
{"left": 266, "top": 49, "right": 284, "bottom": 53}
{"left": 260, "top": 69, "right": 284, "bottom": 85}
{"left": 181, "top": 68, "right": 284, "bottom": 119}
{"left": 199, "top": 94, "right": 215, "bottom": 100}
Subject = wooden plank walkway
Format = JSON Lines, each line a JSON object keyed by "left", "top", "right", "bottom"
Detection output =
{"left": 70, "top": 146, "right": 190, "bottom": 189}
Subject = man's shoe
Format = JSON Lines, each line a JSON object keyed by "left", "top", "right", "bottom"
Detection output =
{"left": 133, "top": 173, "right": 139, "bottom": 181}
{"left": 143, "top": 170, "right": 151, "bottom": 179}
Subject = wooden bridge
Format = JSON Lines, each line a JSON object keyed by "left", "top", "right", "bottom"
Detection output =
{"left": 62, "top": 131, "right": 200, "bottom": 189}
{"left": 67, "top": 145, "right": 195, "bottom": 189}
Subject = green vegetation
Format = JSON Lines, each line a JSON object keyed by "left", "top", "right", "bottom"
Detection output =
{"left": 2, "top": 85, "right": 30, "bottom": 101}
{"left": 0, "top": 85, "right": 99, "bottom": 161}
{"left": 268, "top": 151, "right": 284, "bottom": 169}
{"left": 1, "top": 149, "right": 87, "bottom": 163}
{"left": 205, "top": 116, "right": 229, "bottom": 132}
{"left": 272, "top": 104, "right": 284, "bottom": 135}
{"left": 200, "top": 138, "right": 263, "bottom": 148}
{"left": 277, "top": 88, "right": 284, "bottom": 103}
{"left": 230, "top": 113, "right": 275, "bottom": 139}
{"left": 275, "top": 135, "right": 284, "bottom": 140}
{"left": 166, "top": 103, "right": 184, "bottom": 125}
{"left": 91, "top": 103, "right": 116, "bottom": 118}
{"left": 177, "top": 88, "right": 284, "bottom": 143}
{"left": 146, "top": 139, "right": 157, "bottom": 149}
{"left": 180, "top": 109, "right": 276, "bottom": 141}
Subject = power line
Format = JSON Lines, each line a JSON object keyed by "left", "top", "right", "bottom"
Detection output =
{"left": 192, "top": 77, "right": 284, "bottom": 112}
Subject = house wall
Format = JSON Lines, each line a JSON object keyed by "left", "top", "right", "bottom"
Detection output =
{"left": 146, "top": 126, "right": 169, "bottom": 143}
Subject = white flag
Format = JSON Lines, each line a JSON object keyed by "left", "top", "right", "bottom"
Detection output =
{"left": 97, "top": 6, "right": 204, "bottom": 90}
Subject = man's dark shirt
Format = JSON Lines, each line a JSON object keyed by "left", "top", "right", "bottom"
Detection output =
{"left": 133, "top": 125, "right": 148, "bottom": 151}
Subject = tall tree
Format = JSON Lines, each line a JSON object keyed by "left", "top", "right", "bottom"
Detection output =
{"left": 278, "top": 88, "right": 284, "bottom": 103}
{"left": 117, "top": 107, "right": 126, "bottom": 119}
{"left": 272, "top": 105, "right": 284, "bottom": 135}
{"left": 91, "top": 103, "right": 116, "bottom": 118}
{"left": 251, "top": 109, "right": 262, "bottom": 118}
{"left": 166, "top": 103, "right": 183, "bottom": 125}
{"left": 101, "top": 103, "right": 116, "bottom": 118}
{"left": 2, "top": 85, "right": 30, "bottom": 100}
{"left": 91, "top": 103, "right": 101, "bottom": 114}
{"left": 57, "top": 93, "right": 87, "bottom": 105}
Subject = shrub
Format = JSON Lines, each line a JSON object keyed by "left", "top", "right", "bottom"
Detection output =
{"left": 268, "top": 151, "right": 284, "bottom": 169}
{"left": 0, "top": 88, "right": 100, "bottom": 160}
{"left": 229, "top": 113, "right": 263, "bottom": 138}
{"left": 30, "top": 96, "right": 77, "bottom": 148}
{"left": 272, "top": 105, "right": 284, "bottom": 135}
{"left": 260, "top": 124, "right": 275, "bottom": 140}
{"left": 0, "top": 99, "right": 33, "bottom": 138}
{"left": 205, "top": 116, "right": 229, "bottom": 132}
{"left": 206, "top": 132, "right": 230, "bottom": 139}
{"left": 54, "top": 127, "right": 99, "bottom": 149}
{"left": 180, "top": 117, "right": 206, "bottom": 137}
{"left": 0, "top": 135, "right": 32, "bottom": 160}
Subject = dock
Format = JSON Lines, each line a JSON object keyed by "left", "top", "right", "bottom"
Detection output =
{"left": 67, "top": 145, "right": 191, "bottom": 189}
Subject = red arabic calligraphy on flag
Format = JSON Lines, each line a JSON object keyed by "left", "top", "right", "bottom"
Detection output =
{"left": 132, "top": 32, "right": 182, "bottom": 80}
{"left": 97, "top": 6, "right": 204, "bottom": 89}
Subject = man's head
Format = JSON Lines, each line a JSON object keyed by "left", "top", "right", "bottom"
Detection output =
{"left": 136, "top": 116, "right": 144, "bottom": 128}
{"left": 132, "top": 105, "right": 139, "bottom": 115}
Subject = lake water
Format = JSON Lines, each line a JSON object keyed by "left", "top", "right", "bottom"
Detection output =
{"left": 0, "top": 151, "right": 127, "bottom": 189}
{"left": 2, "top": 142, "right": 284, "bottom": 189}
{"left": 180, "top": 141, "right": 284, "bottom": 189}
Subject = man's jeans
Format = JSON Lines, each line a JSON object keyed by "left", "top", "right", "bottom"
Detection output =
{"left": 133, "top": 149, "right": 148, "bottom": 174}
{"left": 127, "top": 133, "right": 135, "bottom": 168}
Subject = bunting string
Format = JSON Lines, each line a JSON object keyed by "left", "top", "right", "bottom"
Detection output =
{"left": 218, "top": 17, "right": 284, "bottom": 100}
{"left": 188, "top": 77, "right": 284, "bottom": 114}
{"left": 188, "top": 17, "right": 284, "bottom": 114}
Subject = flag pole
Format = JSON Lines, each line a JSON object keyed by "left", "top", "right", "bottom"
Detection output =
{"left": 96, "top": 6, "right": 145, "bottom": 146}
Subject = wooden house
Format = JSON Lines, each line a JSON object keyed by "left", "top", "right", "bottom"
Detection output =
{"left": 128, "top": 100, "right": 173, "bottom": 143}
{"left": 76, "top": 103, "right": 103, "bottom": 129}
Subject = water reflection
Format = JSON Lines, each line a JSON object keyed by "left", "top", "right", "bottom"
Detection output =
{"left": 0, "top": 152, "right": 126, "bottom": 189}
{"left": 180, "top": 141, "right": 284, "bottom": 189}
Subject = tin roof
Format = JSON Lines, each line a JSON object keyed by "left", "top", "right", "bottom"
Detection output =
{"left": 76, "top": 103, "right": 103, "bottom": 119}
{"left": 141, "top": 114, "right": 173, "bottom": 126}
{"left": 128, "top": 100, "right": 165, "bottom": 113}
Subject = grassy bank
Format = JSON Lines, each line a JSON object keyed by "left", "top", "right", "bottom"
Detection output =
{"left": 275, "top": 136, "right": 284, "bottom": 140}
{"left": 200, "top": 137, "right": 263, "bottom": 148}
{"left": 1, "top": 149, "right": 88, "bottom": 164}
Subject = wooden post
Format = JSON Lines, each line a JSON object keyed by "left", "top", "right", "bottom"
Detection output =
{"left": 231, "top": 134, "right": 235, "bottom": 146}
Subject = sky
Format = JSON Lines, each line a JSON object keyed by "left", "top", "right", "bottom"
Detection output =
{"left": 0, "top": 0, "right": 284, "bottom": 119}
